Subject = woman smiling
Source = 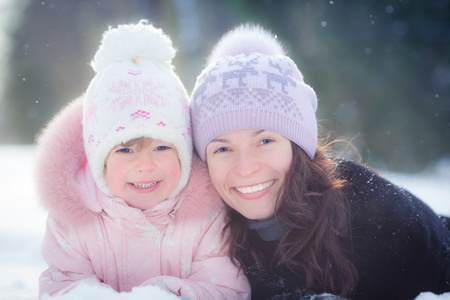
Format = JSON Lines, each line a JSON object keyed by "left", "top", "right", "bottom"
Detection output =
{"left": 189, "top": 24, "right": 450, "bottom": 299}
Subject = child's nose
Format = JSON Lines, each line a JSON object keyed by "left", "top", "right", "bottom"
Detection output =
{"left": 135, "top": 153, "right": 156, "bottom": 173}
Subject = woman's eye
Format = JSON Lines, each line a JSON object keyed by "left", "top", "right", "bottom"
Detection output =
{"left": 261, "top": 139, "right": 273, "bottom": 145}
{"left": 118, "top": 148, "right": 131, "bottom": 153}
{"left": 215, "top": 147, "right": 229, "bottom": 153}
{"left": 156, "top": 146, "right": 169, "bottom": 151}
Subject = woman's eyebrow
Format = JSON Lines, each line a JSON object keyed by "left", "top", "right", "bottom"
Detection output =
{"left": 252, "top": 129, "right": 266, "bottom": 137}
{"left": 210, "top": 130, "right": 267, "bottom": 143}
{"left": 210, "top": 138, "right": 228, "bottom": 143}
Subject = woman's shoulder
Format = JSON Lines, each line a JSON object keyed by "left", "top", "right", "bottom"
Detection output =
{"left": 335, "top": 157, "right": 449, "bottom": 246}
{"left": 332, "top": 160, "right": 450, "bottom": 298}
{"left": 334, "top": 158, "right": 412, "bottom": 204}
{"left": 333, "top": 158, "right": 447, "bottom": 233}
{"left": 333, "top": 158, "right": 377, "bottom": 182}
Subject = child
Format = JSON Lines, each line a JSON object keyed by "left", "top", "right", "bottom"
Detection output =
{"left": 36, "top": 21, "right": 250, "bottom": 299}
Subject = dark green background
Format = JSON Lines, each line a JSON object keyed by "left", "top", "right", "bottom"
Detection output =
{"left": 1, "top": 0, "right": 449, "bottom": 172}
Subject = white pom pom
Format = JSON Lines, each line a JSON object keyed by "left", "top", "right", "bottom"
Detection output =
{"left": 207, "top": 23, "right": 285, "bottom": 65}
{"left": 91, "top": 20, "right": 176, "bottom": 72}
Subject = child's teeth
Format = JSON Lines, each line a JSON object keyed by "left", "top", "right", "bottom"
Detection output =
{"left": 236, "top": 180, "right": 274, "bottom": 194}
{"left": 132, "top": 182, "right": 157, "bottom": 188}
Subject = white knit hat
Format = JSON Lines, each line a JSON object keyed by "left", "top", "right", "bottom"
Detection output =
{"left": 83, "top": 20, "right": 192, "bottom": 198}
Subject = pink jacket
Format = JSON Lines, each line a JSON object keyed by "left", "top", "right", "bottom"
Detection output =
{"left": 36, "top": 97, "right": 250, "bottom": 299}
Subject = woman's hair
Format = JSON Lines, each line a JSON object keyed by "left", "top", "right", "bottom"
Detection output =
{"left": 222, "top": 141, "right": 358, "bottom": 297}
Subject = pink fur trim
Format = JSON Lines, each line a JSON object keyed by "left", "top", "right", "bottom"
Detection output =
{"left": 35, "top": 96, "right": 98, "bottom": 226}
{"left": 175, "top": 154, "right": 223, "bottom": 220}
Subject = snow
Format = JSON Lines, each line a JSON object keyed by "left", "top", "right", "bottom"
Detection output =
{"left": 416, "top": 293, "right": 450, "bottom": 300}
{"left": 39, "top": 281, "right": 180, "bottom": 300}
{"left": 0, "top": 145, "right": 448, "bottom": 300}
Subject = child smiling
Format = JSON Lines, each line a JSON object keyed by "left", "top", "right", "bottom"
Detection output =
{"left": 104, "top": 137, "right": 181, "bottom": 210}
{"left": 36, "top": 21, "right": 250, "bottom": 299}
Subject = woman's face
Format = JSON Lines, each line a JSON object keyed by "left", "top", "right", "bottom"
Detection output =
{"left": 206, "top": 129, "right": 292, "bottom": 221}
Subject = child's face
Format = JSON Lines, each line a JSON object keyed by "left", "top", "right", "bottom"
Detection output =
{"left": 105, "top": 138, "right": 181, "bottom": 210}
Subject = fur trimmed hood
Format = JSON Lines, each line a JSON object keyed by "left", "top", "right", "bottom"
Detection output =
{"left": 35, "top": 96, "right": 222, "bottom": 227}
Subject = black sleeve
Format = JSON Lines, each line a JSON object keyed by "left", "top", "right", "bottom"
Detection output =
{"left": 268, "top": 291, "right": 347, "bottom": 300}
{"left": 339, "top": 160, "right": 450, "bottom": 299}
{"left": 439, "top": 215, "right": 450, "bottom": 231}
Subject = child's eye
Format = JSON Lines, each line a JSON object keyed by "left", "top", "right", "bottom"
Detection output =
{"left": 261, "top": 139, "right": 273, "bottom": 145}
{"left": 118, "top": 148, "right": 131, "bottom": 153}
{"left": 156, "top": 146, "right": 169, "bottom": 151}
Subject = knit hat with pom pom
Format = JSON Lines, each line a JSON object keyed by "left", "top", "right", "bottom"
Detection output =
{"left": 83, "top": 20, "right": 191, "bottom": 198}
{"left": 190, "top": 24, "right": 318, "bottom": 161}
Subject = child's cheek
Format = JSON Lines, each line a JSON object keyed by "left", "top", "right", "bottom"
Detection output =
{"left": 105, "top": 159, "right": 127, "bottom": 188}
{"left": 166, "top": 161, "right": 182, "bottom": 189}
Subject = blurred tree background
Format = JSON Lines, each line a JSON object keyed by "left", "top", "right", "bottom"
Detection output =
{"left": 0, "top": 0, "right": 449, "bottom": 172}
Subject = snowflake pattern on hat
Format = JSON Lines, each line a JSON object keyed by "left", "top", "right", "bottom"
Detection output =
{"left": 190, "top": 27, "right": 318, "bottom": 161}
{"left": 83, "top": 22, "right": 192, "bottom": 199}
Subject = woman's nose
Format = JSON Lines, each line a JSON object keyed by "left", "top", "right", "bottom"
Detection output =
{"left": 234, "top": 151, "right": 261, "bottom": 177}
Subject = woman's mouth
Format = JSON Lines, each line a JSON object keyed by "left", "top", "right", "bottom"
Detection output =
{"left": 234, "top": 180, "right": 275, "bottom": 194}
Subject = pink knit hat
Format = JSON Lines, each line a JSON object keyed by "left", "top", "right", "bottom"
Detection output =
{"left": 190, "top": 24, "right": 318, "bottom": 161}
{"left": 83, "top": 20, "right": 192, "bottom": 198}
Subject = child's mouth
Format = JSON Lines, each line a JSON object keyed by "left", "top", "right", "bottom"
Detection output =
{"left": 130, "top": 182, "right": 158, "bottom": 189}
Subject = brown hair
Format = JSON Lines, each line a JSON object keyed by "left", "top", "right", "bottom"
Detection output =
{"left": 104, "top": 137, "right": 150, "bottom": 173}
{"left": 222, "top": 142, "right": 358, "bottom": 297}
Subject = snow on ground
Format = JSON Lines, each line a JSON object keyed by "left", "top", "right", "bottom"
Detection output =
{"left": 0, "top": 145, "right": 448, "bottom": 300}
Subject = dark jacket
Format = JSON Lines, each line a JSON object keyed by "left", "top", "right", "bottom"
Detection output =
{"left": 241, "top": 159, "right": 450, "bottom": 300}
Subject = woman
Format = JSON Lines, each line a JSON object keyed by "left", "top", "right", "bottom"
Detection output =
{"left": 189, "top": 24, "right": 450, "bottom": 299}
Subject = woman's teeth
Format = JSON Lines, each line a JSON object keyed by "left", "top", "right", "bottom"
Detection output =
{"left": 235, "top": 180, "right": 274, "bottom": 194}
{"left": 131, "top": 182, "right": 157, "bottom": 188}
